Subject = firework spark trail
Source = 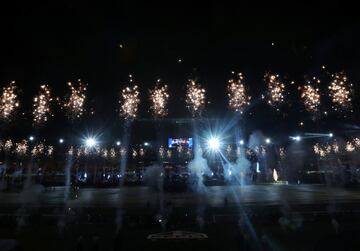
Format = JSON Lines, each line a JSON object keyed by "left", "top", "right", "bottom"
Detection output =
{"left": 227, "top": 72, "right": 251, "bottom": 113}
{"left": 264, "top": 73, "right": 285, "bottom": 107}
{"left": 33, "top": 85, "right": 53, "bottom": 125}
{"left": 150, "top": 80, "right": 169, "bottom": 118}
{"left": 328, "top": 72, "right": 352, "bottom": 112}
{"left": 186, "top": 79, "right": 206, "bottom": 117}
{"left": 63, "top": 80, "right": 87, "bottom": 119}
{"left": 0, "top": 81, "right": 19, "bottom": 121}
{"left": 300, "top": 77, "right": 321, "bottom": 113}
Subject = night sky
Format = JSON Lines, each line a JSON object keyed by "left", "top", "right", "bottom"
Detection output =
{"left": 1, "top": 2, "right": 360, "bottom": 143}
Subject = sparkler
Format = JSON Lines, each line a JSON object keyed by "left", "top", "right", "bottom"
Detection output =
{"left": 185, "top": 79, "right": 206, "bottom": 117}
{"left": 63, "top": 80, "right": 87, "bottom": 119}
{"left": 149, "top": 80, "right": 169, "bottom": 118}
{"left": 33, "top": 84, "right": 53, "bottom": 125}
{"left": 264, "top": 73, "right": 285, "bottom": 107}
{"left": 227, "top": 72, "right": 251, "bottom": 113}
{"left": 0, "top": 81, "right": 19, "bottom": 120}
{"left": 120, "top": 81, "right": 140, "bottom": 120}
{"left": 328, "top": 72, "right": 352, "bottom": 112}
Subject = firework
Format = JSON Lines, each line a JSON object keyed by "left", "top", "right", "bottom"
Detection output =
{"left": 227, "top": 72, "right": 251, "bottom": 113}
{"left": 332, "top": 141, "right": 339, "bottom": 153}
{"left": 328, "top": 72, "right": 352, "bottom": 111}
{"left": 120, "top": 82, "right": 140, "bottom": 119}
{"left": 0, "top": 81, "right": 19, "bottom": 120}
{"left": 4, "top": 139, "right": 13, "bottom": 152}
{"left": 64, "top": 80, "right": 87, "bottom": 119}
{"left": 102, "top": 149, "right": 108, "bottom": 158}
{"left": 15, "top": 140, "right": 28, "bottom": 156}
{"left": 149, "top": 81, "right": 169, "bottom": 118}
{"left": 110, "top": 148, "right": 116, "bottom": 158}
{"left": 264, "top": 73, "right": 285, "bottom": 107}
{"left": 31, "top": 143, "right": 45, "bottom": 156}
{"left": 120, "top": 147, "right": 127, "bottom": 157}
{"left": 47, "top": 146, "right": 54, "bottom": 156}
{"left": 301, "top": 78, "right": 321, "bottom": 113}
{"left": 67, "top": 146, "right": 74, "bottom": 156}
{"left": 33, "top": 84, "right": 53, "bottom": 125}
{"left": 132, "top": 149, "right": 138, "bottom": 158}
{"left": 185, "top": 79, "right": 206, "bottom": 117}
{"left": 353, "top": 138, "right": 360, "bottom": 148}
{"left": 346, "top": 141, "right": 355, "bottom": 152}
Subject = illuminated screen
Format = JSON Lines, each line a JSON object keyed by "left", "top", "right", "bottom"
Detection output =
{"left": 168, "top": 138, "right": 193, "bottom": 148}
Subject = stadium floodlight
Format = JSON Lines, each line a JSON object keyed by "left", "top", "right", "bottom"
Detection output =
{"left": 290, "top": 136, "right": 301, "bottom": 142}
{"left": 116, "top": 141, "right": 121, "bottom": 146}
{"left": 207, "top": 137, "right": 221, "bottom": 152}
{"left": 29, "top": 136, "right": 34, "bottom": 141}
{"left": 329, "top": 133, "right": 333, "bottom": 138}
{"left": 59, "top": 138, "right": 64, "bottom": 144}
{"left": 265, "top": 138, "right": 271, "bottom": 144}
{"left": 85, "top": 137, "right": 97, "bottom": 148}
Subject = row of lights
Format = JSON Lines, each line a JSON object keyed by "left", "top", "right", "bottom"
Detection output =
{"left": 27, "top": 136, "right": 152, "bottom": 148}
{"left": 208, "top": 133, "right": 333, "bottom": 152}
{"left": 26, "top": 133, "right": 333, "bottom": 150}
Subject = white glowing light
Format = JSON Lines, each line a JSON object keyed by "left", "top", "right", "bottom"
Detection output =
{"left": 85, "top": 137, "right": 97, "bottom": 147}
{"left": 290, "top": 136, "right": 301, "bottom": 141}
{"left": 29, "top": 136, "right": 34, "bottom": 141}
{"left": 265, "top": 138, "right": 271, "bottom": 144}
{"left": 208, "top": 137, "right": 221, "bottom": 151}
{"left": 116, "top": 141, "right": 121, "bottom": 146}
{"left": 329, "top": 133, "right": 333, "bottom": 138}
{"left": 239, "top": 139, "right": 244, "bottom": 145}
{"left": 59, "top": 138, "right": 64, "bottom": 144}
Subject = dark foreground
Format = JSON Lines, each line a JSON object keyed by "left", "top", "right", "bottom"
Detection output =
{"left": 1, "top": 184, "right": 360, "bottom": 250}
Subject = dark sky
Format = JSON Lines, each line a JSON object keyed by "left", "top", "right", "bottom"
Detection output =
{"left": 1, "top": 1, "right": 360, "bottom": 142}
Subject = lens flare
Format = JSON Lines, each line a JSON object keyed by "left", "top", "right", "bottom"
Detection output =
{"left": 227, "top": 72, "right": 251, "bottom": 113}
{"left": 264, "top": 73, "right": 285, "bottom": 107}
{"left": 185, "top": 79, "right": 206, "bottom": 117}
{"left": 0, "top": 81, "right": 19, "bottom": 121}
{"left": 120, "top": 79, "right": 140, "bottom": 119}
{"left": 33, "top": 84, "right": 53, "bottom": 125}
{"left": 150, "top": 80, "right": 169, "bottom": 118}
{"left": 63, "top": 80, "right": 87, "bottom": 119}
{"left": 328, "top": 72, "right": 352, "bottom": 112}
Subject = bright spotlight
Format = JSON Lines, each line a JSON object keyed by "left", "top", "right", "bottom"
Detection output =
{"left": 329, "top": 133, "right": 333, "bottom": 138}
{"left": 290, "top": 136, "right": 301, "bottom": 142}
{"left": 265, "top": 138, "right": 271, "bottom": 144}
{"left": 85, "top": 137, "right": 97, "bottom": 148}
{"left": 59, "top": 138, "right": 64, "bottom": 144}
{"left": 239, "top": 140, "right": 244, "bottom": 145}
{"left": 144, "top": 142, "right": 149, "bottom": 146}
{"left": 29, "top": 136, "right": 34, "bottom": 141}
{"left": 208, "top": 137, "right": 221, "bottom": 151}
{"left": 116, "top": 141, "right": 121, "bottom": 146}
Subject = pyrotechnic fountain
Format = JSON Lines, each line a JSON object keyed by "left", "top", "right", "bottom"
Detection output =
{"left": 63, "top": 80, "right": 87, "bottom": 203}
